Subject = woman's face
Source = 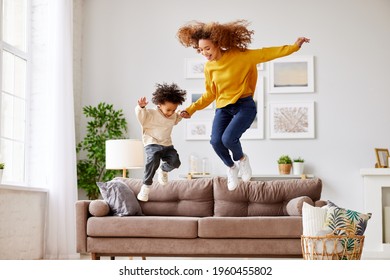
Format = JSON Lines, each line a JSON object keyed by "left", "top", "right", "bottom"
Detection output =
{"left": 198, "top": 39, "right": 222, "bottom": 61}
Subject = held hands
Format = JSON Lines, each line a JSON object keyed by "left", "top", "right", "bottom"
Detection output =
{"left": 180, "top": 111, "right": 191, "bottom": 119}
{"left": 295, "top": 37, "right": 310, "bottom": 48}
{"left": 138, "top": 97, "right": 148, "bottom": 108}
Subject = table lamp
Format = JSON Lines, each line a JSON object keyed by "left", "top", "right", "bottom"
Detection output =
{"left": 105, "top": 139, "right": 144, "bottom": 177}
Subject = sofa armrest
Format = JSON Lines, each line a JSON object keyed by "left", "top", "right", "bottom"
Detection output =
{"left": 75, "top": 200, "right": 92, "bottom": 253}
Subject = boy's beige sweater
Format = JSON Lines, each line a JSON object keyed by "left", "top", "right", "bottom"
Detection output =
{"left": 135, "top": 105, "right": 182, "bottom": 146}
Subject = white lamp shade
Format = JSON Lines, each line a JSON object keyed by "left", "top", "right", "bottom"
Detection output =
{"left": 105, "top": 139, "right": 144, "bottom": 169}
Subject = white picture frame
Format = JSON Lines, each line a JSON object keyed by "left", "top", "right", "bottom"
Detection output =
{"left": 186, "top": 120, "right": 212, "bottom": 140}
{"left": 185, "top": 57, "right": 207, "bottom": 79}
{"left": 187, "top": 89, "right": 214, "bottom": 110}
{"left": 269, "top": 101, "right": 315, "bottom": 139}
{"left": 242, "top": 76, "right": 265, "bottom": 140}
{"left": 257, "top": 63, "right": 265, "bottom": 71}
{"left": 268, "top": 55, "right": 314, "bottom": 93}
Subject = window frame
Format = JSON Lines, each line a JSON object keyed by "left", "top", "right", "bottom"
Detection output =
{"left": 0, "top": 0, "right": 31, "bottom": 186}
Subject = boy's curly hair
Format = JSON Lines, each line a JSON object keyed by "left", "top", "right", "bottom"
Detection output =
{"left": 152, "top": 83, "right": 186, "bottom": 105}
{"left": 176, "top": 20, "right": 254, "bottom": 51}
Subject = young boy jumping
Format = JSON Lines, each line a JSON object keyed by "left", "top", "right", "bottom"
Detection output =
{"left": 135, "top": 83, "right": 186, "bottom": 201}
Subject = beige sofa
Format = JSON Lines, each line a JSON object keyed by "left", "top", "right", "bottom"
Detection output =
{"left": 76, "top": 177, "right": 324, "bottom": 260}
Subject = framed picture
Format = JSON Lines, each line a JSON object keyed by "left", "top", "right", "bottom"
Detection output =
{"left": 242, "top": 76, "right": 264, "bottom": 140}
{"left": 186, "top": 120, "right": 212, "bottom": 140}
{"left": 185, "top": 57, "right": 207, "bottom": 79}
{"left": 187, "top": 89, "right": 214, "bottom": 110}
{"left": 375, "top": 148, "right": 389, "bottom": 168}
{"left": 268, "top": 55, "right": 314, "bottom": 93}
{"left": 269, "top": 101, "right": 315, "bottom": 139}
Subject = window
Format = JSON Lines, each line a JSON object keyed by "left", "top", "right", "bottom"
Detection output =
{"left": 0, "top": 0, "right": 28, "bottom": 184}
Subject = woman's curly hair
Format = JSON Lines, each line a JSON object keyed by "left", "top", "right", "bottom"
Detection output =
{"left": 151, "top": 83, "right": 186, "bottom": 105}
{"left": 176, "top": 20, "right": 254, "bottom": 51}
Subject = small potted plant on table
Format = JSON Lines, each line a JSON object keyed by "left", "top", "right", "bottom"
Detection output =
{"left": 292, "top": 157, "right": 305, "bottom": 175}
{"left": 277, "top": 155, "right": 292, "bottom": 175}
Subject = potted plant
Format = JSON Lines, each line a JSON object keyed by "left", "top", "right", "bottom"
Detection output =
{"left": 0, "top": 163, "right": 4, "bottom": 183}
{"left": 293, "top": 157, "right": 305, "bottom": 175}
{"left": 76, "top": 102, "right": 128, "bottom": 200}
{"left": 277, "top": 155, "right": 292, "bottom": 175}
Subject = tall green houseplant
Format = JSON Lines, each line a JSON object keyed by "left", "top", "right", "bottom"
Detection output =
{"left": 77, "top": 102, "right": 128, "bottom": 199}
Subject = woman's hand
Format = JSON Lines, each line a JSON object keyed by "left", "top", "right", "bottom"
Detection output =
{"left": 180, "top": 111, "right": 191, "bottom": 119}
{"left": 295, "top": 37, "right": 310, "bottom": 48}
{"left": 138, "top": 97, "right": 148, "bottom": 108}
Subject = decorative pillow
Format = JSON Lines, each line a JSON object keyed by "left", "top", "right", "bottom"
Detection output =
{"left": 286, "top": 196, "right": 314, "bottom": 216}
{"left": 89, "top": 199, "right": 110, "bottom": 217}
{"left": 97, "top": 179, "right": 143, "bottom": 216}
{"left": 323, "top": 200, "right": 371, "bottom": 236}
{"left": 302, "top": 202, "right": 328, "bottom": 236}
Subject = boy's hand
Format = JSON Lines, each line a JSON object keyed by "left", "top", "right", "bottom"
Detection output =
{"left": 138, "top": 97, "right": 148, "bottom": 108}
{"left": 180, "top": 111, "right": 191, "bottom": 119}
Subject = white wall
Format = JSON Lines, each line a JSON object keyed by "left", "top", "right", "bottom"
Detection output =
{"left": 77, "top": 0, "right": 390, "bottom": 211}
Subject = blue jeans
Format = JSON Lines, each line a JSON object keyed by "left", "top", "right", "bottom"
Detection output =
{"left": 210, "top": 96, "right": 257, "bottom": 167}
{"left": 143, "top": 144, "right": 181, "bottom": 185}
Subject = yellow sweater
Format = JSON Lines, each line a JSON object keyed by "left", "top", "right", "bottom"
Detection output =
{"left": 185, "top": 44, "right": 300, "bottom": 115}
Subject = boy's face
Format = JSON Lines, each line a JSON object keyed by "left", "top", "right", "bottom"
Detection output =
{"left": 158, "top": 102, "right": 178, "bottom": 118}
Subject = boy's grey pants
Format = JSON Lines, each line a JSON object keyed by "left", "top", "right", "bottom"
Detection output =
{"left": 143, "top": 144, "right": 181, "bottom": 185}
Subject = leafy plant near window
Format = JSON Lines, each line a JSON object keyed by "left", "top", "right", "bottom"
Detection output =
{"left": 0, "top": 163, "right": 4, "bottom": 169}
{"left": 76, "top": 102, "right": 128, "bottom": 200}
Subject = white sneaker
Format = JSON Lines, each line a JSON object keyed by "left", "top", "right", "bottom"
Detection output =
{"left": 227, "top": 164, "right": 239, "bottom": 191}
{"left": 157, "top": 167, "right": 168, "bottom": 185}
{"left": 239, "top": 154, "right": 252, "bottom": 182}
{"left": 137, "top": 185, "right": 150, "bottom": 202}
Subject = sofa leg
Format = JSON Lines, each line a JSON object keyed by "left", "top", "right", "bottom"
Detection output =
{"left": 91, "top": 253, "right": 100, "bottom": 260}
{"left": 142, "top": 256, "right": 146, "bottom": 260}
{"left": 110, "top": 256, "right": 115, "bottom": 260}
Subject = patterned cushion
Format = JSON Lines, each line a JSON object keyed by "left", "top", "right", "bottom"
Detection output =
{"left": 323, "top": 201, "right": 371, "bottom": 236}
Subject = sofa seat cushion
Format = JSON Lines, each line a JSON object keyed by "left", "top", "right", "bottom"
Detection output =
{"left": 213, "top": 177, "right": 322, "bottom": 216}
{"left": 87, "top": 216, "right": 199, "bottom": 238}
{"left": 198, "top": 216, "right": 302, "bottom": 238}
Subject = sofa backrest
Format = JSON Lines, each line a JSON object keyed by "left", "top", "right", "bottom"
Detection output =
{"left": 213, "top": 177, "right": 322, "bottom": 217}
{"left": 118, "top": 177, "right": 214, "bottom": 217}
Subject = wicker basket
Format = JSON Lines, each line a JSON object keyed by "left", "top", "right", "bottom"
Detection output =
{"left": 301, "top": 229, "right": 365, "bottom": 260}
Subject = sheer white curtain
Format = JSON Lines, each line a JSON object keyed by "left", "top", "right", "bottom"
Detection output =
{"left": 30, "top": 0, "right": 78, "bottom": 259}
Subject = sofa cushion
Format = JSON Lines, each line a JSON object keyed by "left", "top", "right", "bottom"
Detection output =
{"left": 198, "top": 216, "right": 303, "bottom": 238}
{"left": 323, "top": 200, "right": 371, "bottom": 236}
{"left": 302, "top": 202, "right": 328, "bottom": 236}
{"left": 213, "top": 177, "right": 322, "bottom": 217}
{"left": 286, "top": 196, "right": 314, "bottom": 216}
{"left": 89, "top": 199, "right": 110, "bottom": 217}
{"left": 97, "top": 179, "right": 143, "bottom": 216}
{"left": 115, "top": 177, "right": 214, "bottom": 217}
{"left": 87, "top": 216, "right": 199, "bottom": 238}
